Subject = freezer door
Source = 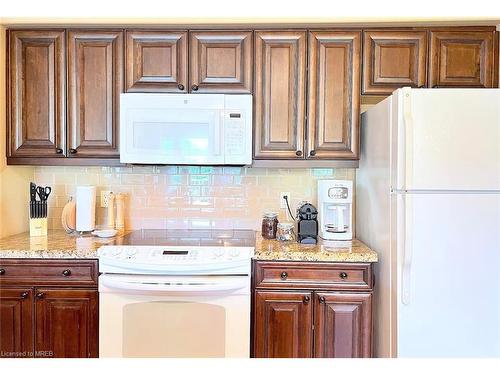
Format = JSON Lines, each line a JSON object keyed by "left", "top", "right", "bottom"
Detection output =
{"left": 397, "top": 192, "right": 500, "bottom": 357}
{"left": 393, "top": 88, "right": 500, "bottom": 191}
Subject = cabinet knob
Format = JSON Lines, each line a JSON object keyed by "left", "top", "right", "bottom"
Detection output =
{"left": 0, "top": 268, "right": 5, "bottom": 275}
{"left": 69, "top": 148, "right": 77, "bottom": 154}
{"left": 295, "top": 150, "right": 303, "bottom": 157}
{"left": 319, "top": 296, "right": 326, "bottom": 304}
{"left": 21, "top": 291, "right": 29, "bottom": 299}
{"left": 303, "top": 295, "right": 310, "bottom": 304}
{"left": 56, "top": 148, "right": 63, "bottom": 154}
{"left": 36, "top": 292, "right": 45, "bottom": 299}
{"left": 191, "top": 84, "right": 199, "bottom": 91}
{"left": 177, "top": 83, "right": 185, "bottom": 91}
{"left": 280, "top": 271, "right": 288, "bottom": 280}
{"left": 62, "top": 269, "right": 71, "bottom": 277}
{"left": 339, "top": 272, "right": 348, "bottom": 280}
{"left": 432, "top": 84, "right": 438, "bottom": 88}
{"left": 417, "top": 85, "right": 425, "bottom": 89}
{"left": 309, "top": 150, "right": 316, "bottom": 157}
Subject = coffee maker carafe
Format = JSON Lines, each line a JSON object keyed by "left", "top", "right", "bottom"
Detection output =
{"left": 318, "top": 180, "right": 353, "bottom": 240}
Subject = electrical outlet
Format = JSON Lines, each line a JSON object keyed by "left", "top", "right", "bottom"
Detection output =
{"left": 280, "top": 192, "right": 291, "bottom": 209}
{"left": 100, "top": 191, "right": 112, "bottom": 208}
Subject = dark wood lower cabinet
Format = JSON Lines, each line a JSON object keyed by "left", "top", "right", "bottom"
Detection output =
{"left": 0, "top": 259, "right": 98, "bottom": 358}
{"left": 35, "top": 289, "right": 98, "bottom": 358}
{"left": 0, "top": 288, "right": 34, "bottom": 357}
{"left": 254, "top": 291, "right": 313, "bottom": 358}
{"left": 314, "top": 292, "right": 372, "bottom": 358}
{"left": 252, "top": 261, "right": 374, "bottom": 358}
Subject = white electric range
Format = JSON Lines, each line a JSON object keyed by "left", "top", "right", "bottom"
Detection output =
{"left": 98, "top": 229, "right": 255, "bottom": 358}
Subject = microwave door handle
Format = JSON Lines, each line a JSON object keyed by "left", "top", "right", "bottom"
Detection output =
{"left": 213, "top": 112, "right": 223, "bottom": 156}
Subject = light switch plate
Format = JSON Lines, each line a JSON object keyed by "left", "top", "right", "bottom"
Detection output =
{"left": 100, "top": 191, "right": 112, "bottom": 208}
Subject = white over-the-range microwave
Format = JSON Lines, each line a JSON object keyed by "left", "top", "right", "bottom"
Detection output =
{"left": 120, "top": 93, "right": 252, "bottom": 165}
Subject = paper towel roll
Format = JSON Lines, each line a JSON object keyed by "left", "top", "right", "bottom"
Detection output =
{"left": 76, "top": 186, "right": 96, "bottom": 232}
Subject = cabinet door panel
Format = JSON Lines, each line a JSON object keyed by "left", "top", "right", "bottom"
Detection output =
{"left": 126, "top": 30, "right": 187, "bottom": 92}
{"left": 314, "top": 292, "right": 372, "bottom": 358}
{"left": 429, "top": 30, "right": 495, "bottom": 88}
{"left": 307, "top": 31, "right": 361, "bottom": 160}
{"left": 190, "top": 31, "right": 252, "bottom": 93}
{"left": 254, "top": 31, "right": 306, "bottom": 159}
{"left": 254, "top": 291, "right": 312, "bottom": 358}
{"left": 35, "top": 288, "right": 98, "bottom": 358}
{"left": 8, "top": 30, "right": 65, "bottom": 157}
{"left": 67, "top": 30, "right": 122, "bottom": 157}
{"left": 363, "top": 30, "right": 427, "bottom": 94}
{"left": 0, "top": 288, "right": 34, "bottom": 357}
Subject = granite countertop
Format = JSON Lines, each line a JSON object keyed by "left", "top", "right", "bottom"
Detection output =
{"left": 0, "top": 230, "right": 378, "bottom": 263}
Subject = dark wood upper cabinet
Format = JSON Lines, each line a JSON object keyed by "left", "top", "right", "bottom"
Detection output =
{"left": 254, "top": 30, "right": 307, "bottom": 159}
{"left": 67, "top": 30, "right": 123, "bottom": 158}
{"left": 0, "top": 288, "right": 34, "bottom": 357}
{"left": 125, "top": 30, "right": 188, "bottom": 93}
{"left": 429, "top": 30, "right": 496, "bottom": 88}
{"left": 314, "top": 292, "right": 372, "bottom": 358}
{"left": 189, "top": 31, "right": 253, "bottom": 93}
{"left": 307, "top": 30, "right": 361, "bottom": 160}
{"left": 362, "top": 30, "right": 428, "bottom": 94}
{"left": 253, "top": 291, "right": 313, "bottom": 358}
{"left": 8, "top": 30, "right": 66, "bottom": 158}
{"left": 35, "top": 288, "right": 98, "bottom": 358}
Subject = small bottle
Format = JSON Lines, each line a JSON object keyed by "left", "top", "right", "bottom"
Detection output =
{"left": 261, "top": 212, "right": 279, "bottom": 239}
{"left": 106, "top": 192, "right": 115, "bottom": 229}
{"left": 115, "top": 193, "right": 125, "bottom": 232}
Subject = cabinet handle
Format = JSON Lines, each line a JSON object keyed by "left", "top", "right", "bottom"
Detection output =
{"left": 417, "top": 85, "right": 425, "bottom": 88}
{"left": 295, "top": 150, "right": 303, "bottom": 157}
{"left": 303, "top": 295, "right": 310, "bottom": 304}
{"left": 309, "top": 150, "right": 316, "bottom": 157}
{"left": 69, "top": 148, "right": 77, "bottom": 154}
{"left": 56, "top": 148, "right": 63, "bottom": 154}
{"left": 432, "top": 84, "right": 438, "bottom": 88}
{"left": 177, "top": 83, "right": 185, "bottom": 91}
{"left": 280, "top": 271, "right": 288, "bottom": 280}
{"left": 0, "top": 268, "right": 5, "bottom": 275}
{"left": 319, "top": 296, "right": 326, "bottom": 304}
{"left": 62, "top": 269, "right": 71, "bottom": 277}
{"left": 339, "top": 272, "right": 348, "bottom": 280}
{"left": 21, "top": 291, "right": 29, "bottom": 299}
{"left": 191, "top": 84, "right": 199, "bottom": 91}
{"left": 36, "top": 292, "right": 45, "bottom": 299}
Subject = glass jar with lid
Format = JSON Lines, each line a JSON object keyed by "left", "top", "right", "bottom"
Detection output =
{"left": 277, "top": 222, "right": 295, "bottom": 242}
{"left": 261, "top": 212, "right": 279, "bottom": 239}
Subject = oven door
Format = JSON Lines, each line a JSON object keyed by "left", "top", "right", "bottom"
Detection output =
{"left": 99, "top": 274, "right": 250, "bottom": 358}
{"left": 120, "top": 94, "right": 224, "bottom": 165}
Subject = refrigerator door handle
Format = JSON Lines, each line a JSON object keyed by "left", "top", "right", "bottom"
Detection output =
{"left": 401, "top": 87, "right": 414, "bottom": 190}
{"left": 400, "top": 192, "right": 413, "bottom": 305}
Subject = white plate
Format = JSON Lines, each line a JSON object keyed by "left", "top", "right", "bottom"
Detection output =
{"left": 92, "top": 229, "right": 118, "bottom": 238}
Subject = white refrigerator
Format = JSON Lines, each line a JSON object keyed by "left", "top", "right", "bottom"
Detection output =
{"left": 356, "top": 88, "right": 500, "bottom": 358}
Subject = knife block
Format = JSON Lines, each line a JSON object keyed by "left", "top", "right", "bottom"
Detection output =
{"left": 30, "top": 218, "right": 48, "bottom": 237}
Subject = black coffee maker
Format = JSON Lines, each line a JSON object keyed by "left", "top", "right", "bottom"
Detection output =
{"left": 297, "top": 203, "right": 318, "bottom": 244}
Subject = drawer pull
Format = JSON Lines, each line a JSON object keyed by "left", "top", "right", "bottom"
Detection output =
{"left": 62, "top": 269, "right": 72, "bottom": 277}
{"left": 339, "top": 272, "right": 348, "bottom": 280}
{"left": 177, "top": 83, "right": 185, "bottom": 91}
{"left": 280, "top": 271, "right": 288, "bottom": 280}
{"left": 21, "top": 291, "right": 29, "bottom": 299}
{"left": 36, "top": 292, "right": 45, "bottom": 299}
{"left": 303, "top": 295, "right": 310, "bottom": 304}
{"left": 319, "top": 296, "right": 326, "bottom": 304}
{"left": 0, "top": 268, "right": 5, "bottom": 275}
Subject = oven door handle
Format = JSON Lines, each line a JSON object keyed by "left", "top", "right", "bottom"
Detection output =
{"left": 99, "top": 275, "right": 249, "bottom": 294}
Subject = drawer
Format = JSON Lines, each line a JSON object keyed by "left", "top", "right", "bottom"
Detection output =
{"left": 253, "top": 261, "right": 373, "bottom": 291}
{"left": 0, "top": 259, "right": 98, "bottom": 287}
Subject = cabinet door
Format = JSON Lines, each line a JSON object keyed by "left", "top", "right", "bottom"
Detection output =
{"left": 0, "top": 288, "right": 34, "bottom": 357}
{"left": 254, "top": 31, "right": 306, "bottom": 159}
{"left": 67, "top": 30, "right": 123, "bottom": 157}
{"left": 253, "top": 291, "right": 312, "bottom": 358}
{"left": 429, "top": 30, "right": 495, "bottom": 88}
{"left": 189, "top": 31, "right": 252, "bottom": 93}
{"left": 35, "top": 288, "right": 98, "bottom": 358}
{"left": 307, "top": 31, "right": 361, "bottom": 160}
{"left": 363, "top": 30, "right": 428, "bottom": 94}
{"left": 314, "top": 292, "right": 372, "bottom": 358}
{"left": 8, "top": 30, "right": 65, "bottom": 158}
{"left": 125, "top": 30, "right": 187, "bottom": 93}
